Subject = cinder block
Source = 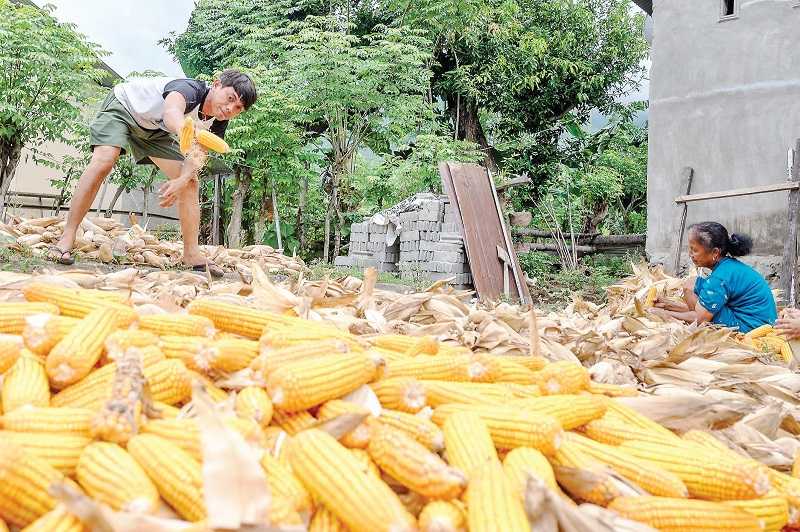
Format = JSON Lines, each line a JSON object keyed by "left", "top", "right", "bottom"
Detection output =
{"left": 374, "top": 252, "right": 399, "bottom": 262}
{"left": 376, "top": 262, "right": 397, "bottom": 272}
{"left": 432, "top": 242, "right": 463, "bottom": 253}
{"left": 433, "top": 251, "right": 466, "bottom": 263}
{"left": 441, "top": 222, "right": 463, "bottom": 234}
{"left": 426, "top": 261, "right": 469, "bottom": 274}
{"left": 334, "top": 256, "right": 353, "bottom": 267}
{"left": 439, "top": 233, "right": 464, "bottom": 244}
{"left": 400, "top": 230, "right": 420, "bottom": 242}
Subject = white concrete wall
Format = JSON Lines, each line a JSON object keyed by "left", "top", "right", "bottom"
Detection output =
{"left": 647, "top": 0, "right": 800, "bottom": 273}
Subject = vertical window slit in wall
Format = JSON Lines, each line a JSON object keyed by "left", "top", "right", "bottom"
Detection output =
{"left": 722, "top": 0, "right": 736, "bottom": 17}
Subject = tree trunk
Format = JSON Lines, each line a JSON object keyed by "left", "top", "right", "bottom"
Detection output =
{"left": 0, "top": 140, "right": 23, "bottom": 220}
{"left": 448, "top": 96, "right": 499, "bottom": 173}
{"left": 104, "top": 186, "right": 125, "bottom": 218}
{"left": 323, "top": 195, "right": 333, "bottom": 263}
{"left": 227, "top": 166, "right": 252, "bottom": 249}
{"left": 296, "top": 171, "right": 308, "bottom": 252}
{"left": 332, "top": 180, "right": 342, "bottom": 259}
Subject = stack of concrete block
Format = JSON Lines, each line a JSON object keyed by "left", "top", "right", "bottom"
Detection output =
{"left": 334, "top": 221, "right": 399, "bottom": 272}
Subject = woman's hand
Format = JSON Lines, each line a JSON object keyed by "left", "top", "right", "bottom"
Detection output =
{"left": 775, "top": 315, "right": 800, "bottom": 339}
{"left": 654, "top": 298, "right": 689, "bottom": 312}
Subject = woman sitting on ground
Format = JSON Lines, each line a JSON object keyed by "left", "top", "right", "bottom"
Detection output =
{"left": 651, "top": 221, "right": 777, "bottom": 333}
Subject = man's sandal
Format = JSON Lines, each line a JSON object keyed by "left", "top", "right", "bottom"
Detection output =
{"left": 45, "top": 246, "right": 75, "bottom": 266}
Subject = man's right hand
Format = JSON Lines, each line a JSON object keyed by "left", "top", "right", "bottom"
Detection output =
{"left": 159, "top": 177, "right": 192, "bottom": 208}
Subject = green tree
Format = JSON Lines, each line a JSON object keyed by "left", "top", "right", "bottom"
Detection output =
{"left": 0, "top": 0, "right": 107, "bottom": 214}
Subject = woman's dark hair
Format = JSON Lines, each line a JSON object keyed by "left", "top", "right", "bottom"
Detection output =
{"left": 218, "top": 69, "right": 257, "bottom": 110}
{"left": 689, "top": 221, "right": 753, "bottom": 257}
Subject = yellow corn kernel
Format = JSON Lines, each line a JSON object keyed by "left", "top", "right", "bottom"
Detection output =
{"left": 287, "top": 429, "right": 416, "bottom": 532}
{"left": 533, "top": 361, "right": 590, "bottom": 395}
{"left": 722, "top": 493, "right": 790, "bottom": 532}
{"left": 604, "top": 399, "right": 679, "bottom": 439}
{"left": 566, "top": 432, "right": 688, "bottom": 498}
{"left": 271, "top": 409, "right": 317, "bottom": 436}
{"left": 252, "top": 340, "right": 352, "bottom": 381}
{"left": 317, "top": 400, "right": 371, "bottom": 449}
{"left": 370, "top": 377, "right": 426, "bottom": 413}
{"left": 368, "top": 422, "right": 466, "bottom": 499}
{"left": 127, "top": 434, "right": 206, "bottom": 522}
{"left": 196, "top": 129, "right": 230, "bottom": 153}
{"left": 491, "top": 356, "right": 539, "bottom": 385}
{"left": 496, "top": 355, "right": 548, "bottom": 372}
{"left": 158, "top": 335, "right": 213, "bottom": 372}
{"left": 309, "top": 505, "right": 349, "bottom": 532}
{"left": 267, "top": 353, "right": 380, "bottom": 412}
{"left": 549, "top": 437, "right": 622, "bottom": 506}
{"left": 422, "top": 381, "right": 507, "bottom": 407}
{"left": 149, "top": 401, "right": 181, "bottom": 419}
{"left": 442, "top": 411, "right": 499, "bottom": 477}
{"left": 0, "top": 440, "right": 63, "bottom": 527}
{"left": 138, "top": 313, "right": 215, "bottom": 338}
{"left": 401, "top": 336, "right": 440, "bottom": 356}
{"left": 608, "top": 496, "right": 761, "bottom": 532}
{"left": 682, "top": 430, "right": 741, "bottom": 455}
{"left": 179, "top": 117, "right": 194, "bottom": 154}
{"left": 76, "top": 442, "right": 159, "bottom": 513}
{"left": 386, "top": 354, "right": 499, "bottom": 383}
{"left": 260, "top": 326, "right": 361, "bottom": 350}
{"left": 503, "top": 447, "right": 560, "bottom": 495}
{"left": 467, "top": 461, "right": 529, "bottom": 532}
{"left": 510, "top": 394, "right": 607, "bottom": 429}
{"left": 419, "top": 500, "right": 466, "bottom": 532}
{"left": 0, "top": 430, "right": 89, "bottom": 476}
{"left": 3, "top": 352, "right": 49, "bottom": 413}
{"left": 0, "top": 406, "right": 93, "bottom": 437}
{"left": 0, "top": 334, "right": 23, "bottom": 373}
{"left": 187, "top": 299, "right": 299, "bottom": 339}
{"left": 372, "top": 335, "right": 468, "bottom": 357}
{"left": 619, "top": 439, "right": 771, "bottom": 501}
{"left": 46, "top": 308, "right": 121, "bottom": 389}
{"left": 582, "top": 416, "right": 675, "bottom": 446}
{"left": 0, "top": 302, "right": 60, "bottom": 335}
{"left": 259, "top": 451, "right": 313, "bottom": 514}
{"left": 207, "top": 337, "right": 259, "bottom": 373}
{"left": 744, "top": 324, "right": 774, "bottom": 340}
{"left": 349, "top": 448, "right": 382, "bottom": 479}
{"left": 19, "top": 505, "right": 84, "bottom": 532}
{"left": 22, "top": 315, "right": 79, "bottom": 357}
{"left": 104, "top": 329, "right": 159, "bottom": 359}
{"left": 235, "top": 386, "right": 273, "bottom": 428}
{"left": 378, "top": 408, "right": 444, "bottom": 452}
{"left": 22, "top": 283, "right": 136, "bottom": 325}
{"left": 187, "top": 370, "right": 229, "bottom": 402}
{"left": 433, "top": 405, "right": 562, "bottom": 455}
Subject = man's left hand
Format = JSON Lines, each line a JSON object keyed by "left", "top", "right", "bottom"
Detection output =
{"left": 159, "top": 177, "right": 192, "bottom": 208}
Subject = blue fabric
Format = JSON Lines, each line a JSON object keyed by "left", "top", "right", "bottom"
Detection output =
{"left": 693, "top": 257, "right": 777, "bottom": 333}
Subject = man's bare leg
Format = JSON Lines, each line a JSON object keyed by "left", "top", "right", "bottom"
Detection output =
{"left": 150, "top": 157, "right": 205, "bottom": 268}
{"left": 53, "top": 146, "right": 121, "bottom": 257}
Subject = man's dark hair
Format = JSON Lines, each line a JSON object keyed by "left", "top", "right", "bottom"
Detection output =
{"left": 218, "top": 69, "right": 257, "bottom": 110}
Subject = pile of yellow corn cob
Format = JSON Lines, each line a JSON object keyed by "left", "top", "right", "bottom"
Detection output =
{"left": 0, "top": 279, "right": 799, "bottom": 532}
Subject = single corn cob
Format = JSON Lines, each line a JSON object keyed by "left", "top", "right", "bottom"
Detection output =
{"left": 492, "top": 357, "right": 539, "bottom": 385}
{"left": 141, "top": 417, "right": 265, "bottom": 462}
{"left": 744, "top": 324, "right": 774, "bottom": 340}
{"left": 267, "top": 495, "right": 304, "bottom": 527}
{"left": 138, "top": 313, "right": 215, "bottom": 338}
{"left": 349, "top": 448, "right": 382, "bottom": 478}
{"left": 0, "top": 430, "right": 89, "bottom": 476}
{"left": 419, "top": 500, "right": 466, "bottom": 532}
{"left": 309, "top": 506, "right": 350, "bottom": 532}
{"left": 52, "top": 357, "right": 189, "bottom": 410}
{"left": 91, "top": 348, "right": 152, "bottom": 444}
{"left": 235, "top": 386, "right": 273, "bottom": 428}
{"left": 370, "top": 377, "right": 426, "bottom": 413}
{"left": 179, "top": 117, "right": 194, "bottom": 154}
{"left": 287, "top": 429, "right": 417, "bottom": 532}
{"left": 722, "top": 493, "right": 790, "bottom": 532}
{"left": 401, "top": 336, "right": 439, "bottom": 356}
{"left": 433, "top": 405, "right": 563, "bottom": 455}
{"left": 186, "top": 369, "right": 229, "bottom": 402}
{"left": 466, "top": 461, "right": 529, "bottom": 532}
{"left": 378, "top": 408, "right": 444, "bottom": 452}
{"left": 23, "top": 315, "right": 79, "bottom": 357}
{"left": 566, "top": 432, "right": 689, "bottom": 498}
{"left": 373, "top": 346, "right": 412, "bottom": 363}
{"left": 150, "top": 401, "right": 181, "bottom": 419}
{"left": 780, "top": 340, "right": 794, "bottom": 364}
{"left": 317, "top": 400, "right": 371, "bottom": 449}
{"left": 608, "top": 496, "right": 761, "bottom": 532}
{"left": 20, "top": 505, "right": 84, "bottom": 532}
{"left": 76, "top": 442, "right": 159, "bottom": 513}
{"left": 271, "top": 409, "right": 317, "bottom": 435}
{"left": 372, "top": 335, "right": 468, "bottom": 357}
{"left": 549, "top": 437, "right": 622, "bottom": 505}
{"left": 422, "top": 381, "right": 507, "bottom": 407}
{"left": 46, "top": 308, "right": 121, "bottom": 389}
{"left": 0, "top": 406, "right": 93, "bottom": 437}
{"left": 582, "top": 416, "right": 675, "bottom": 446}
{"left": 767, "top": 470, "right": 800, "bottom": 513}
{"left": 0, "top": 440, "right": 63, "bottom": 527}
{"left": 386, "top": 354, "right": 498, "bottom": 383}
{"left": 497, "top": 355, "right": 548, "bottom": 372}
{"left": 3, "top": 352, "right": 49, "bottom": 413}
{"left": 367, "top": 422, "right": 467, "bottom": 499}
{"left": 619, "top": 439, "right": 771, "bottom": 500}
{"left": 268, "top": 353, "right": 380, "bottom": 412}
{"left": 253, "top": 340, "right": 352, "bottom": 381}
{"left": 683, "top": 429, "right": 742, "bottom": 455}
{"left": 260, "top": 326, "right": 360, "bottom": 350}
{"left": 158, "top": 335, "right": 213, "bottom": 372}
{"left": 605, "top": 399, "right": 679, "bottom": 440}
{"left": 0, "top": 333, "right": 23, "bottom": 373}
{"left": 501, "top": 383, "right": 542, "bottom": 399}
{"left": 643, "top": 285, "right": 658, "bottom": 307}
{"left": 259, "top": 451, "right": 313, "bottom": 514}
{"left": 187, "top": 299, "right": 298, "bottom": 339}
{"left": 127, "top": 434, "right": 206, "bottom": 522}
{"left": 587, "top": 382, "right": 639, "bottom": 397}
{"left": 503, "top": 447, "right": 560, "bottom": 495}
{"left": 511, "top": 394, "right": 607, "bottom": 429}
{"left": 0, "top": 302, "right": 60, "bottom": 335}
{"left": 206, "top": 337, "right": 259, "bottom": 373}
{"left": 196, "top": 129, "right": 230, "bottom": 153}
{"left": 22, "top": 283, "right": 136, "bottom": 325}
{"left": 442, "top": 411, "right": 498, "bottom": 477}
{"left": 533, "top": 361, "right": 590, "bottom": 395}
{"left": 104, "top": 330, "right": 159, "bottom": 359}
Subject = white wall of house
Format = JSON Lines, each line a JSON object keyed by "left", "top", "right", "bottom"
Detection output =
{"left": 646, "top": 0, "right": 800, "bottom": 277}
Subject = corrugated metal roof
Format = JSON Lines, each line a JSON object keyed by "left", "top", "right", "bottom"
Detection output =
{"left": 632, "top": 0, "right": 653, "bottom": 15}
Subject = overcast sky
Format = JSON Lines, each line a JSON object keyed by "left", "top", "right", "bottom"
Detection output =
{"left": 32, "top": 0, "right": 195, "bottom": 78}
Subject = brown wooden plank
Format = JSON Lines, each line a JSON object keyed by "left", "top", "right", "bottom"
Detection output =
{"left": 445, "top": 162, "right": 507, "bottom": 300}
{"left": 674, "top": 181, "right": 799, "bottom": 204}
{"left": 781, "top": 139, "right": 800, "bottom": 307}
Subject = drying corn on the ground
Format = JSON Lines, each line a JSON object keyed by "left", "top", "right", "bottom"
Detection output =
{"left": 0, "top": 257, "right": 800, "bottom": 531}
